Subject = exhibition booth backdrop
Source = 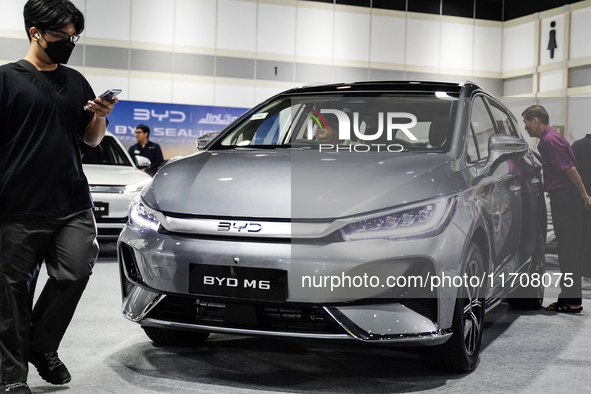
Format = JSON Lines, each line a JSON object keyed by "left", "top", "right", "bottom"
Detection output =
{"left": 108, "top": 100, "right": 247, "bottom": 158}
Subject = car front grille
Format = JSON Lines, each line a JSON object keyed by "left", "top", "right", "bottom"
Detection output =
{"left": 95, "top": 217, "right": 128, "bottom": 223}
{"left": 146, "top": 296, "right": 347, "bottom": 335}
{"left": 97, "top": 228, "right": 124, "bottom": 236}
{"left": 145, "top": 296, "right": 438, "bottom": 336}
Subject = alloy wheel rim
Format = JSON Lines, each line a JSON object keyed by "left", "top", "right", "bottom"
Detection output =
{"left": 463, "top": 258, "right": 483, "bottom": 356}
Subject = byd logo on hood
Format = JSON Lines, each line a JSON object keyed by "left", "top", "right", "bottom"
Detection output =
{"left": 305, "top": 109, "right": 418, "bottom": 152}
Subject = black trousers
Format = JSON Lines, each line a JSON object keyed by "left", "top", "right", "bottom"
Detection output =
{"left": 0, "top": 210, "right": 98, "bottom": 383}
{"left": 581, "top": 209, "right": 591, "bottom": 278}
{"left": 548, "top": 187, "right": 583, "bottom": 305}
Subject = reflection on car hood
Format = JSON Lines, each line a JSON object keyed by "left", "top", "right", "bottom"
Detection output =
{"left": 83, "top": 164, "right": 151, "bottom": 186}
{"left": 143, "top": 150, "right": 455, "bottom": 219}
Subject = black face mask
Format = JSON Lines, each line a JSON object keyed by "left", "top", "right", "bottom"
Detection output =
{"left": 39, "top": 39, "right": 75, "bottom": 64}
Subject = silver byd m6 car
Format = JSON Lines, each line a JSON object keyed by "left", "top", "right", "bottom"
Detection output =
{"left": 118, "top": 81, "right": 546, "bottom": 373}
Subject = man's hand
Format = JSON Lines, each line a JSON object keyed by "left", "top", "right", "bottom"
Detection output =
{"left": 85, "top": 96, "right": 119, "bottom": 119}
{"left": 564, "top": 167, "right": 591, "bottom": 209}
{"left": 83, "top": 97, "right": 119, "bottom": 147}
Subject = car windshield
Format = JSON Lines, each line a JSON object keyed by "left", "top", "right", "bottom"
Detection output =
{"left": 214, "top": 91, "right": 458, "bottom": 152}
{"left": 80, "top": 136, "right": 132, "bottom": 166}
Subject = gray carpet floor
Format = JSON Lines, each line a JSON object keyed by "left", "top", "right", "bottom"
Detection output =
{"left": 25, "top": 244, "right": 591, "bottom": 393}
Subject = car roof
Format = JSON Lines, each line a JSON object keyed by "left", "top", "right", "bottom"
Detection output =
{"left": 282, "top": 80, "right": 470, "bottom": 95}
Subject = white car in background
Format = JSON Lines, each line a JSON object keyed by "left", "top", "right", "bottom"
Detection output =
{"left": 80, "top": 132, "right": 152, "bottom": 240}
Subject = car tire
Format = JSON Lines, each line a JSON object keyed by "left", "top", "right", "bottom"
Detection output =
{"left": 507, "top": 230, "right": 545, "bottom": 310}
{"left": 142, "top": 327, "right": 210, "bottom": 346}
{"left": 420, "top": 242, "right": 485, "bottom": 373}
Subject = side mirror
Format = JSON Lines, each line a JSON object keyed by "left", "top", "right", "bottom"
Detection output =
{"left": 196, "top": 132, "right": 220, "bottom": 151}
{"left": 135, "top": 155, "right": 151, "bottom": 169}
{"left": 487, "top": 134, "right": 528, "bottom": 163}
{"left": 480, "top": 134, "right": 528, "bottom": 175}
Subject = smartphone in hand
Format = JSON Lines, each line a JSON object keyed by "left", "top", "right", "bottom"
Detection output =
{"left": 98, "top": 89, "right": 122, "bottom": 101}
{"left": 85, "top": 89, "right": 122, "bottom": 109}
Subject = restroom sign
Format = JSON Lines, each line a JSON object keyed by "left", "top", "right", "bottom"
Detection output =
{"left": 540, "top": 14, "right": 565, "bottom": 64}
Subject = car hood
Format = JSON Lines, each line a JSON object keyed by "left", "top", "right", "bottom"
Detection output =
{"left": 143, "top": 149, "right": 455, "bottom": 219}
{"left": 83, "top": 164, "right": 151, "bottom": 186}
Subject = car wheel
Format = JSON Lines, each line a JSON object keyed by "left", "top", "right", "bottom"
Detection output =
{"left": 142, "top": 327, "right": 210, "bottom": 346}
{"left": 420, "top": 242, "right": 485, "bottom": 373}
{"left": 507, "top": 230, "right": 545, "bottom": 310}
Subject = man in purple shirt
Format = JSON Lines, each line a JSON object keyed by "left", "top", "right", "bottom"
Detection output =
{"left": 522, "top": 105, "right": 591, "bottom": 313}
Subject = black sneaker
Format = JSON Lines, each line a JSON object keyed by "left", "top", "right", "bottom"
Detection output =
{"left": 28, "top": 351, "right": 71, "bottom": 385}
{"left": 0, "top": 382, "right": 31, "bottom": 393}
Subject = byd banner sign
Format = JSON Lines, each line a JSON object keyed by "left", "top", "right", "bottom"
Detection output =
{"left": 107, "top": 100, "right": 248, "bottom": 156}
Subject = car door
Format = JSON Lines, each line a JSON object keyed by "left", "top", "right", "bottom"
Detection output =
{"left": 488, "top": 101, "right": 543, "bottom": 263}
{"left": 468, "top": 95, "right": 523, "bottom": 297}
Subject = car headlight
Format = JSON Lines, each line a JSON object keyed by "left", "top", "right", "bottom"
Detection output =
{"left": 340, "top": 195, "right": 457, "bottom": 241}
{"left": 129, "top": 197, "right": 160, "bottom": 231}
{"left": 124, "top": 178, "right": 152, "bottom": 194}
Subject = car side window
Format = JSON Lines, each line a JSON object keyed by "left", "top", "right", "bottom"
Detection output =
{"left": 469, "top": 96, "right": 496, "bottom": 161}
{"left": 488, "top": 100, "right": 518, "bottom": 137}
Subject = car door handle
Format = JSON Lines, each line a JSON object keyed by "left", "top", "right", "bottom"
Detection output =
{"left": 510, "top": 185, "right": 521, "bottom": 192}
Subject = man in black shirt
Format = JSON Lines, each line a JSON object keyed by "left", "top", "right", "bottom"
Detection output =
{"left": 128, "top": 124, "right": 164, "bottom": 177}
{"left": 0, "top": 1, "right": 117, "bottom": 392}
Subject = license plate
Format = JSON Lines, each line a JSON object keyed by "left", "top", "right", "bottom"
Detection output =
{"left": 92, "top": 202, "right": 109, "bottom": 217}
{"left": 189, "top": 264, "right": 287, "bottom": 302}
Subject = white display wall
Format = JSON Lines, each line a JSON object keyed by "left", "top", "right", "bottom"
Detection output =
{"left": 0, "top": 0, "right": 504, "bottom": 108}
{"left": 2, "top": 0, "right": 591, "bottom": 143}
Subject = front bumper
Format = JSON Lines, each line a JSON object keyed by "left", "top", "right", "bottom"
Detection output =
{"left": 139, "top": 303, "right": 453, "bottom": 346}
{"left": 118, "top": 220, "right": 467, "bottom": 345}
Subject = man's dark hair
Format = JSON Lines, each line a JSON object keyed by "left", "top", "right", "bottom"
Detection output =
{"left": 521, "top": 105, "right": 550, "bottom": 125}
{"left": 136, "top": 124, "right": 150, "bottom": 138}
{"left": 24, "top": 0, "right": 85, "bottom": 41}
